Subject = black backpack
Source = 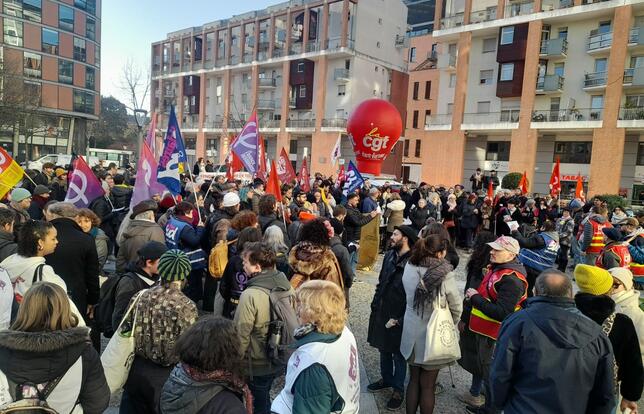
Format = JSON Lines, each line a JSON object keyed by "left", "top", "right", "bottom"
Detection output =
{"left": 95, "top": 274, "right": 126, "bottom": 338}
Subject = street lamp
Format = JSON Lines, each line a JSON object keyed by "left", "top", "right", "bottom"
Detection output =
{"left": 133, "top": 109, "right": 148, "bottom": 165}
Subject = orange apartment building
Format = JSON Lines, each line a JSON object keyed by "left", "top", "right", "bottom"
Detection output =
{"left": 0, "top": 0, "right": 101, "bottom": 162}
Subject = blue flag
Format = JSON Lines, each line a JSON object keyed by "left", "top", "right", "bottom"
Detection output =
{"left": 343, "top": 161, "right": 364, "bottom": 197}
{"left": 157, "top": 106, "right": 187, "bottom": 195}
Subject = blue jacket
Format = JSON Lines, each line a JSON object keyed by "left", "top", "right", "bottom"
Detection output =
{"left": 361, "top": 197, "right": 379, "bottom": 214}
{"left": 165, "top": 216, "right": 206, "bottom": 270}
{"left": 517, "top": 232, "right": 559, "bottom": 272}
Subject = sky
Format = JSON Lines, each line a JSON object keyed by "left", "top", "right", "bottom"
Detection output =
{"left": 101, "top": 0, "right": 276, "bottom": 112}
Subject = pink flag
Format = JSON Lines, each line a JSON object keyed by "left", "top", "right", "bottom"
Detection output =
{"left": 145, "top": 112, "right": 157, "bottom": 155}
{"left": 64, "top": 156, "right": 105, "bottom": 207}
{"left": 130, "top": 142, "right": 165, "bottom": 208}
{"left": 276, "top": 147, "right": 296, "bottom": 184}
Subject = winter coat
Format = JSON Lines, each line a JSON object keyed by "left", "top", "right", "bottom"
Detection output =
{"left": 89, "top": 195, "right": 118, "bottom": 241}
{"left": 400, "top": 191, "right": 413, "bottom": 218}
{"left": 258, "top": 214, "right": 291, "bottom": 247}
{"left": 384, "top": 199, "right": 405, "bottom": 233}
{"left": 116, "top": 219, "right": 166, "bottom": 273}
{"left": 1, "top": 254, "right": 66, "bottom": 301}
{"left": 27, "top": 195, "right": 48, "bottom": 220}
{"left": 160, "top": 364, "right": 247, "bottom": 414}
{"left": 344, "top": 205, "right": 374, "bottom": 243}
{"left": 496, "top": 207, "right": 523, "bottom": 236}
{"left": 111, "top": 185, "right": 133, "bottom": 210}
{"left": 459, "top": 202, "right": 479, "bottom": 229}
{"left": 409, "top": 206, "right": 430, "bottom": 232}
{"left": 217, "top": 256, "right": 250, "bottom": 319}
{"left": 0, "top": 231, "right": 16, "bottom": 263}
{"left": 50, "top": 179, "right": 67, "bottom": 202}
{"left": 89, "top": 227, "right": 109, "bottom": 271}
{"left": 234, "top": 268, "right": 293, "bottom": 376}
{"left": 575, "top": 293, "right": 643, "bottom": 402}
{"left": 45, "top": 218, "right": 100, "bottom": 314}
{"left": 111, "top": 267, "right": 156, "bottom": 333}
{"left": 612, "top": 289, "right": 644, "bottom": 365}
{"left": 330, "top": 236, "right": 354, "bottom": 289}
{"left": 368, "top": 249, "right": 410, "bottom": 353}
{"left": 288, "top": 242, "right": 344, "bottom": 289}
{"left": 0, "top": 327, "right": 109, "bottom": 414}
{"left": 490, "top": 296, "right": 616, "bottom": 414}
{"left": 556, "top": 216, "right": 575, "bottom": 246}
{"left": 469, "top": 262, "right": 527, "bottom": 325}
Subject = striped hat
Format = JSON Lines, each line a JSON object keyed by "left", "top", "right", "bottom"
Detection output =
{"left": 158, "top": 250, "right": 191, "bottom": 282}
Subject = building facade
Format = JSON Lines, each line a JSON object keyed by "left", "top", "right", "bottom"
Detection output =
{"left": 423, "top": 0, "right": 644, "bottom": 201}
{"left": 150, "top": 0, "right": 409, "bottom": 177}
{"left": 0, "top": 0, "right": 101, "bottom": 162}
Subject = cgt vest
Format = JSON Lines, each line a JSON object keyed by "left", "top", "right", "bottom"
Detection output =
{"left": 165, "top": 217, "right": 206, "bottom": 269}
{"left": 585, "top": 219, "right": 612, "bottom": 255}
{"left": 469, "top": 267, "right": 528, "bottom": 340}
{"left": 627, "top": 235, "right": 644, "bottom": 277}
{"left": 596, "top": 243, "right": 632, "bottom": 269}
{"left": 518, "top": 233, "right": 560, "bottom": 272}
{"left": 271, "top": 326, "right": 360, "bottom": 414}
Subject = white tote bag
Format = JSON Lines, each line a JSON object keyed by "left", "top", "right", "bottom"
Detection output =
{"left": 423, "top": 282, "right": 461, "bottom": 365}
{"left": 100, "top": 290, "right": 145, "bottom": 394}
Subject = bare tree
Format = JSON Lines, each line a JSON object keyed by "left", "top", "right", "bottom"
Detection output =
{"left": 118, "top": 58, "right": 149, "bottom": 112}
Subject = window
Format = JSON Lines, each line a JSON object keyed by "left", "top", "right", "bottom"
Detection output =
{"left": 590, "top": 95, "right": 604, "bottom": 119}
{"left": 477, "top": 101, "right": 491, "bottom": 113}
{"left": 74, "top": 0, "right": 96, "bottom": 15}
{"left": 424, "top": 81, "right": 431, "bottom": 99}
{"left": 4, "top": 0, "right": 41, "bottom": 22}
{"left": 424, "top": 110, "right": 431, "bottom": 127}
{"left": 299, "top": 84, "right": 306, "bottom": 98}
{"left": 500, "top": 63, "right": 514, "bottom": 81}
{"left": 73, "top": 90, "right": 95, "bottom": 114}
{"left": 24, "top": 81, "right": 41, "bottom": 105}
{"left": 42, "top": 28, "right": 59, "bottom": 54}
{"left": 637, "top": 143, "right": 644, "bottom": 165}
{"left": 95, "top": 45, "right": 100, "bottom": 67}
{"left": 409, "top": 47, "right": 416, "bottom": 62}
{"left": 74, "top": 38, "right": 86, "bottom": 62}
{"left": 554, "top": 63, "right": 565, "bottom": 77}
{"left": 297, "top": 62, "right": 304, "bottom": 72}
{"left": 415, "top": 140, "right": 421, "bottom": 157}
{"left": 480, "top": 69, "right": 494, "bottom": 85}
{"left": 554, "top": 141, "right": 592, "bottom": 163}
{"left": 59, "top": 5, "right": 74, "bottom": 32}
{"left": 447, "top": 103, "right": 453, "bottom": 115}
{"left": 486, "top": 141, "right": 511, "bottom": 161}
{"left": 413, "top": 110, "right": 419, "bottom": 128}
{"left": 483, "top": 37, "right": 496, "bottom": 53}
{"left": 626, "top": 95, "right": 644, "bottom": 107}
{"left": 338, "top": 84, "right": 346, "bottom": 96}
{"left": 86, "top": 17, "right": 96, "bottom": 41}
{"left": 23, "top": 52, "right": 41, "bottom": 78}
{"left": 86, "top": 66, "right": 95, "bottom": 90}
{"left": 594, "top": 58, "right": 607, "bottom": 73}
{"left": 558, "top": 27, "right": 568, "bottom": 39}
{"left": 449, "top": 74, "right": 456, "bottom": 87}
{"left": 3, "top": 18, "right": 23, "bottom": 47}
{"left": 403, "top": 139, "right": 410, "bottom": 157}
{"left": 58, "top": 59, "right": 73, "bottom": 84}
{"left": 3, "top": 0, "right": 21, "bottom": 17}
{"left": 413, "top": 82, "right": 419, "bottom": 100}
{"left": 500, "top": 26, "right": 514, "bottom": 45}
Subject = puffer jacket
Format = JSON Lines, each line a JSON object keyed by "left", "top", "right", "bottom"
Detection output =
{"left": 611, "top": 289, "right": 644, "bottom": 366}
{"left": 0, "top": 327, "right": 109, "bottom": 414}
{"left": 111, "top": 185, "right": 133, "bottom": 209}
{"left": 384, "top": 199, "right": 406, "bottom": 232}
{"left": 288, "top": 242, "right": 343, "bottom": 289}
{"left": 116, "top": 219, "right": 166, "bottom": 272}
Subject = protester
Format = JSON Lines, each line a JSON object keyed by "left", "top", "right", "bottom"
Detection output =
{"left": 619, "top": 217, "right": 644, "bottom": 285}
{"left": 7, "top": 188, "right": 31, "bottom": 229}
{"left": 400, "top": 234, "right": 462, "bottom": 414}
{"left": 344, "top": 193, "right": 378, "bottom": 271}
{"left": 367, "top": 225, "right": 417, "bottom": 410}
{"left": 442, "top": 194, "right": 458, "bottom": 242}
{"left": 27, "top": 185, "right": 51, "bottom": 220}
{"left": 204, "top": 192, "right": 240, "bottom": 249}
{"left": 160, "top": 316, "right": 252, "bottom": 414}
{"left": 420, "top": 222, "right": 460, "bottom": 270}
{"left": 0, "top": 282, "right": 109, "bottom": 413}
{"left": 512, "top": 220, "right": 560, "bottom": 296}
{"left": 580, "top": 205, "right": 611, "bottom": 265}
{"left": 116, "top": 200, "right": 165, "bottom": 272}
{"left": 258, "top": 194, "right": 290, "bottom": 246}
{"left": 118, "top": 250, "right": 198, "bottom": 414}
{"left": 596, "top": 227, "right": 632, "bottom": 269}
{"left": 263, "top": 225, "right": 290, "bottom": 276}
{"left": 328, "top": 219, "right": 354, "bottom": 305}
{"left": 362, "top": 187, "right": 380, "bottom": 214}
{"left": 50, "top": 167, "right": 68, "bottom": 201}
{"left": 612, "top": 206, "right": 628, "bottom": 225}
{"left": 608, "top": 267, "right": 644, "bottom": 364}
{"left": 271, "top": 280, "right": 359, "bottom": 414}
{"left": 0, "top": 209, "right": 16, "bottom": 262}
{"left": 459, "top": 194, "right": 480, "bottom": 249}
{"left": 555, "top": 208, "right": 575, "bottom": 271}
{"left": 409, "top": 198, "right": 430, "bottom": 233}
{"left": 76, "top": 208, "right": 110, "bottom": 271}
{"left": 490, "top": 270, "right": 616, "bottom": 414}
{"left": 383, "top": 193, "right": 405, "bottom": 240}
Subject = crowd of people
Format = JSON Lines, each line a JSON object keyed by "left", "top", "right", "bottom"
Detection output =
{"left": 0, "top": 157, "right": 641, "bottom": 414}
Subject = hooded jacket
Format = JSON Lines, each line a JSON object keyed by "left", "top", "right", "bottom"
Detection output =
{"left": 0, "top": 231, "right": 16, "bottom": 263}
{"left": 384, "top": 199, "right": 406, "bottom": 232}
{"left": 1, "top": 254, "right": 66, "bottom": 300}
{"left": 288, "top": 242, "right": 343, "bottom": 289}
{"left": 0, "top": 327, "right": 109, "bottom": 414}
{"left": 116, "top": 219, "right": 166, "bottom": 272}
{"left": 612, "top": 289, "right": 644, "bottom": 365}
{"left": 490, "top": 296, "right": 615, "bottom": 414}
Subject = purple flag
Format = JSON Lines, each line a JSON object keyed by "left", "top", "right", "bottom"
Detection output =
{"left": 145, "top": 112, "right": 157, "bottom": 155}
{"left": 130, "top": 142, "right": 165, "bottom": 208}
{"left": 231, "top": 111, "right": 259, "bottom": 174}
{"left": 64, "top": 156, "right": 105, "bottom": 207}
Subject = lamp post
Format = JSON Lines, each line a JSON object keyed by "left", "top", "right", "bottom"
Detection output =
{"left": 133, "top": 109, "right": 148, "bottom": 164}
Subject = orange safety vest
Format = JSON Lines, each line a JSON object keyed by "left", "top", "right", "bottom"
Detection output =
{"left": 469, "top": 267, "right": 528, "bottom": 340}
{"left": 585, "top": 219, "right": 612, "bottom": 255}
{"left": 629, "top": 234, "right": 644, "bottom": 276}
{"left": 596, "top": 243, "right": 632, "bottom": 269}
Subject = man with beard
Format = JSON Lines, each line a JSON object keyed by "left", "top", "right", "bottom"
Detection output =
{"left": 367, "top": 225, "right": 417, "bottom": 410}
{"left": 289, "top": 190, "right": 311, "bottom": 218}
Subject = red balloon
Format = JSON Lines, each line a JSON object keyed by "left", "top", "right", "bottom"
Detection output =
{"left": 347, "top": 99, "right": 403, "bottom": 175}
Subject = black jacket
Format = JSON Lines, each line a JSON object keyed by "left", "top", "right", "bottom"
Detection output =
{"left": 409, "top": 206, "right": 430, "bottom": 232}
{"left": 90, "top": 195, "right": 117, "bottom": 240}
{"left": 330, "top": 236, "right": 354, "bottom": 289}
{"left": 400, "top": 191, "right": 413, "bottom": 218}
{"left": 0, "top": 230, "right": 17, "bottom": 263}
{"left": 0, "top": 327, "right": 109, "bottom": 414}
{"left": 112, "top": 267, "right": 156, "bottom": 332}
{"left": 490, "top": 296, "right": 616, "bottom": 414}
{"left": 496, "top": 207, "right": 523, "bottom": 236}
{"left": 111, "top": 185, "right": 133, "bottom": 210}
{"left": 470, "top": 261, "right": 527, "bottom": 324}
{"left": 459, "top": 202, "right": 479, "bottom": 229}
{"left": 218, "top": 256, "right": 249, "bottom": 319}
{"left": 258, "top": 214, "right": 291, "bottom": 248}
{"left": 45, "top": 218, "right": 100, "bottom": 313}
{"left": 367, "top": 249, "right": 410, "bottom": 353}
{"left": 575, "top": 293, "right": 643, "bottom": 402}
{"left": 344, "top": 205, "right": 373, "bottom": 243}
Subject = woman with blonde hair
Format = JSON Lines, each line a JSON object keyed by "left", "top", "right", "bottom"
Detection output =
{"left": 0, "top": 282, "right": 109, "bottom": 413}
{"left": 272, "top": 280, "right": 360, "bottom": 413}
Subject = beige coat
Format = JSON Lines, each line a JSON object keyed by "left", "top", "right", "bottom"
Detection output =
{"left": 384, "top": 199, "right": 406, "bottom": 233}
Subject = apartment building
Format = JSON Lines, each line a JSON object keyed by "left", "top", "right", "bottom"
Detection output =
{"left": 424, "top": 0, "right": 644, "bottom": 201}
{"left": 0, "top": 0, "right": 101, "bottom": 162}
{"left": 150, "top": 0, "right": 409, "bottom": 177}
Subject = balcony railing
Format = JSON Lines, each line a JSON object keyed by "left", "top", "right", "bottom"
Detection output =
{"left": 623, "top": 67, "right": 644, "bottom": 85}
{"left": 306, "top": 42, "right": 319, "bottom": 52}
{"left": 258, "top": 78, "right": 277, "bottom": 88}
{"left": 182, "top": 115, "right": 200, "bottom": 129}
{"left": 630, "top": 27, "right": 644, "bottom": 44}
{"left": 469, "top": 6, "right": 497, "bottom": 24}
{"left": 619, "top": 106, "right": 644, "bottom": 120}
{"left": 164, "top": 90, "right": 175, "bottom": 98}
{"left": 257, "top": 99, "right": 276, "bottom": 110}
{"left": 205, "top": 120, "right": 224, "bottom": 129}
{"left": 587, "top": 31, "right": 612, "bottom": 51}
{"left": 322, "top": 118, "right": 347, "bottom": 128}
{"left": 440, "top": 13, "right": 464, "bottom": 29}
{"left": 261, "top": 119, "right": 282, "bottom": 128}
{"left": 536, "top": 74, "right": 565, "bottom": 91}
{"left": 287, "top": 119, "right": 316, "bottom": 128}
{"left": 425, "top": 114, "right": 452, "bottom": 127}
{"left": 334, "top": 68, "right": 351, "bottom": 81}
{"left": 584, "top": 71, "right": 607, "bottom": 88}
{"left": 531, "top": 108, "right": 602, "bottom": 122}
{"left": 540, "top": 38, "right": 568, "bottom": 56}
{"left": 540, "top": 0, "right": 573, "bottom": 11}
{"left": 462, "top": 110, "right": 520, "bottom": 124}
{"left": 505, "top": 0, "right": 534, "bottom": 17}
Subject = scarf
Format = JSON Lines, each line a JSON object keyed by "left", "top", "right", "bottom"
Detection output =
{"left": 413, "top": 257, "right": 453, "bottom": 316}
{"left": 183, "top": 364, "right": 253, "bottom": 414}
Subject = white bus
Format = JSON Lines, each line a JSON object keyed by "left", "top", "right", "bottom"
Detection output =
{"left": 88, "top": 148, "right": 134, "bottom": 168}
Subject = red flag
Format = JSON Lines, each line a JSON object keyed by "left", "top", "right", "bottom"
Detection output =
{"left": 487, "top": 179, "right": 494, "bottom": 199}
{"left": 266, "top": 160, "right": 282, "bottom": 202}
{"left": 276, "top": 147, "right": 296, "bottom": 184}
{"left": 549, "top": 157, "right": 561, "bottom": 197}
{"left": 256, "top": 137, "right": 267, "bottom": 179}
{"left": 518, "top": 171, "right": 528, "bottom": 195}
{"left": 299, "top": 158, "right": 311, "bottom": 192}
{"left": 226, "top": 151, "right": 243, "bottom": 182}
{"left": 575, "top": 174, "right": 586, "bottom": 201}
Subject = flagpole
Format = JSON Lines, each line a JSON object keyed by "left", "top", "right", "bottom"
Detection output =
{"left": 22, "top": 171, "right": 37, "bottom": 187}
{"left": 186, "top": 168, "right": 203, "bottom": 223}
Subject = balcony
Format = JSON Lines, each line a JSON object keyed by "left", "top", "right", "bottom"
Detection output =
{"left": 230, "top": 55, "right": 239, "bottom": 65}
{"left": 286, "top": 119, "right": 315, "bottom": 129}
{"left": 257, "top": 99, "right": 276, "bottom": 111}
{"left": 243, "top": 53, "right": 254, "bottom": 63}
{"left": 289, "top": 97, "right": 296, "bottom": 108}
{"left": 623, "top": 67, "right": 644, "bottom": 87}
{"left": 182, "top": 115, "right": 200, "bottom": 129}
{"left": 204, "top": 120, "right": 224, "bottom": 129}
{"left": 587, "top": 31, "right": 612, "bottom": 53}
{"left": 272, "top": 48, "right": 284, "bottom": 58}
{"left": 531, "top": 108, "right": 603, "bottom": 128}
{"left": 505, "top": 0, "right": 534, "bottom": 18}
{"left": 395, "top": 34, "right": 409, "bottom": 48}
{"left": 540, "top": 38, "right": 568, "bottom": 58}
{"left": 258, "top": 78, "right": 277, "bottom": 88}
{"left": 469, "top": 7, "right": 496, "bottom": 24}
{"left": 540, "top": 0, "right": 573, "bottom": 11}
{"left": 261, "top": 119, "right": 281, "bottom": 129}
{"left": 583, "top": 71, "right": 607, "bottom": 89}
{"left": 321, "top": 118, "right": 347, "bottom": 130}
{"left": 424, "top": 114, "right": 452, "bottom": 131}
{"left": 306, "top": 42, "right": 319, "bottom": 53}
{"left": 440, "top": 13, "right": 464, "bottom": 30}
{"left": 536, "top": 75, "right": 564, "bottom": 93}
{"left": 334, "top": 68, "right": 351, "bottom": 83}
{"left": 461, "top": 110, "right": 520, "bottom": 130}
{"left": 629, "top": 27, "right": 644, "bottom": 46}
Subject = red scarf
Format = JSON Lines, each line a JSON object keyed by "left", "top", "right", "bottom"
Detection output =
{"left": 183, "top": 364, "right": 253, "bottom": 414}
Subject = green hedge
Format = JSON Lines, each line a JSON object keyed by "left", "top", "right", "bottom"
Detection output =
{"left": 501, "top": 172, "right": 523, "bottom": 190}
{"left": 595, "top": 194, "right": 627, "bottom": 212}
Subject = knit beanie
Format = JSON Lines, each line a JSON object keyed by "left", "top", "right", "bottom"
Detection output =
{"left": 573, "top": 264, "right": 613, "bottom": 295}
{"left": 608, "top": 267, "right": 634, "bottom": 291}
{"left": 158, "top": 249, "right": 192, "bottom": 282}
{"left": 10, "top": 188, "right": 31, "bottom": 202}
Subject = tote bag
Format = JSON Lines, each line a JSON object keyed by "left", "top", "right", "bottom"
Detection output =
{"left": 423, "top": 282, "right": 460, "bottom": 365}
{"left": 100, "top": 289, "right": 145, "bottom": 394}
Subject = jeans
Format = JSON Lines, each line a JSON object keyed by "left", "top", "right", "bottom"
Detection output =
{"left": 249, "top": 373, "right": 276, "bottom": 414}
{"left": 379, "top": 350, "right": 406, "bottom": 392}
{"left": 570, "top": 238, "right": 582, "bottom": 268}
{"left": 350, "top": 249, "right": 359, "bottom": 273}
{"left": 470, "top": 375, "right": 483, "bottom": 397}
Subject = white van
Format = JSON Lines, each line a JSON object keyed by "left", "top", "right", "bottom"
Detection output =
{"left": 27, "top": 154, "right": 100, "bottom": 171}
